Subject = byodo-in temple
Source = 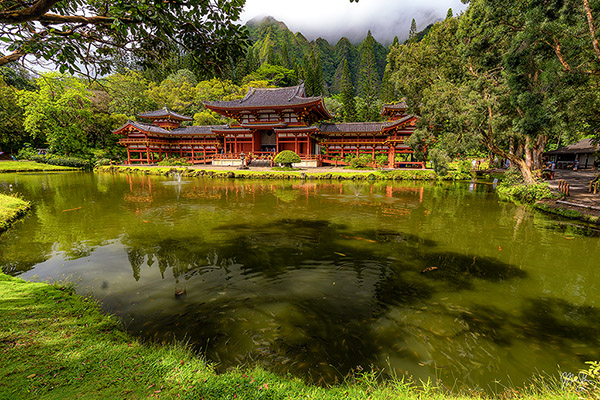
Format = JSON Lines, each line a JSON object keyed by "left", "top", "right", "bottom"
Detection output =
{"left": 113, "top": 84, "right": 422, "bottom": 168}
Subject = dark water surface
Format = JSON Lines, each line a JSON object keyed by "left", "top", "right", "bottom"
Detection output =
{"left": 2, "top": 171, "right": 600, "bottom": 391}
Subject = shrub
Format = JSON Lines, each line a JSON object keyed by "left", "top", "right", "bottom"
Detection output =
{"left": 496, "top": 168, "right": 555, "bottom": 203}
{"left": 350, "top": 154, "right": 374, "bottom": 169}
{"left": 429, "top": 148, "right": 450, "bottom": 176}
{"left": 273, "top": 150, "right": 301, "bottom": 168}
{"left": 30, "top": 154, "right": 93, "bottom": 169}
{"left": 157, "top": 157, "right": 190, "bottom": 166}
{"left": 16, "top": 143, "right": 37, "bottom": 160}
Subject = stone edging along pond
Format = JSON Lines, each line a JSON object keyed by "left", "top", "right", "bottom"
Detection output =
{"left": 96, "top": 165, "right": 451, "bottom": 181}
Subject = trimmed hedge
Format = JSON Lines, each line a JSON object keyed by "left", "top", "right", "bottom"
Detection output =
{"left": 30, "top": 155, "right": 93, "bottom": 170}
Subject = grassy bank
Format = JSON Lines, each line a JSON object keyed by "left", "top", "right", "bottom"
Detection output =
{"left": 0, "top": 272, "right": 594, "bottom": 400}
{"left": 0, "top": 193, "right": 31, "bottom": 233}
{"left": 534, "top": 201, "right": 600, "bottom": 224}
{"left": 0, "top": 161, "right": 77, "bottom": 173}
{"left": 97, "top": 165, "right": 445, "bottom": 181}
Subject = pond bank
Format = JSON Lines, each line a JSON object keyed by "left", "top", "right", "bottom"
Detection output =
{"left": 0, "top": 193, "right": 31, "bottom": 233}
{"left": 0, "top": 272, "right": 588, "bottom": 400}
{"left": 97, "top": 165, "right": 447, "bottom": 181}
{"left": 0, "top": 160, "right": 77, "bottom": 173}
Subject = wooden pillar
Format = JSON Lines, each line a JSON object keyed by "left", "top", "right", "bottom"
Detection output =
{"left": 388, "top": 146, "right": 396, "bottom": 168}
{"left": 146, "top": 148, "right": 150, "bottom": 165}
{"left": 127, "top": 148, "right": 131, "bottom": 165}
{"left": 294, "top": 134, "right": 299, "bottom": 154}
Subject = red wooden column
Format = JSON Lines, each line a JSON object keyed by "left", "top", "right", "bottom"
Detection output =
{"left": 388, "top": 146, "right": 396, "bottom": 168}
{"left": 127, "top": 148, "right": 131, "bottom": 165}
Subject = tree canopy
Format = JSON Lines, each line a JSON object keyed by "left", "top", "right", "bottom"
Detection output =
{"left": 0, "top": 0, "right": 249, "bottom": 77}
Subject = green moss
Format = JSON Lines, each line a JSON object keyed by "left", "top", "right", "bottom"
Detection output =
{"left": 0, "top": 193, "right": 31, "bottom": 233}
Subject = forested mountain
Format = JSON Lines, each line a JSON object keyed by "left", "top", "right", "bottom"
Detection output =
{"left": 246, "top": 17, "right": 389, "bottom": 94}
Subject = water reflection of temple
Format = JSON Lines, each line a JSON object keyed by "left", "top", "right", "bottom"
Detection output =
{"left": 113, "top": 84, "right": 422, "bottom": 168}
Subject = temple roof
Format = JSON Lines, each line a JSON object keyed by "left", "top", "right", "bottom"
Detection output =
{"left": 319, "top": 122, "right": 385, "bottom": 134}
{"left": 115, "top": 120, "right": 170, "bottom": 135}
{"left": 113, "top": 121, "right": 223, "bottom": 136}
{"left": 138, "top": 106, "right": 193, "bottom": 121}
{"left": 383, "top": 115, "right": 416, "bottom": 130}
{"left": 171, "top": 125, "right": 227, "bottom": 135}
{"left": 381, "top": 101, "right": 408, "bottom": 115}
{"left": 204, "top": 84, "right": 333, "bottom": 120}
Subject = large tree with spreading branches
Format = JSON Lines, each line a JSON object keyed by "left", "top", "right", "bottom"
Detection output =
{"left": 0, "top": 0, "right": 249, "bottom": 76}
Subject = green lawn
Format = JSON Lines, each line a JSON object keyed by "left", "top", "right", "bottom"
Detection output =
{"left": 0, "top": 272, "right": 593, "bottom": 399}
{"left": 0, "top": 161, "right": 77, "bottom": 173}
{"left": 0, "top": 193, "right": 31, "bottom": 233}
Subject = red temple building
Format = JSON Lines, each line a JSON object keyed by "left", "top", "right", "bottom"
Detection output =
{"left": 113, "top": 84, "right": 422, "bottom": 168}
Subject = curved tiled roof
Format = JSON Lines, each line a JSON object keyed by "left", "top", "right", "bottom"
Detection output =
{"left": 171, "top": 125, "right": 228, "bottom": 135}
{"left": 204, "top": 84, "right": 333, "bottom": 119}
{"left": 138, "top": 106, "right": 193, "bottom": 121}
{"left": 382, "top": 101, "right": 408, "bottom": 113}
{"left": 319, "top": 122, "right": 385, "bottom": 134}
{"left": 113, "top": 120, "right": 171, "bottom": 135}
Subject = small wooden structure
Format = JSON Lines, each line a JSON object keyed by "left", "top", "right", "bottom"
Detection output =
{"left": 545, "top": 138, "right": 599, "bottom": 169}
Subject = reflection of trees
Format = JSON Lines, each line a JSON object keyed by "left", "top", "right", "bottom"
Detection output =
{"left": 121, "top": 216, "right": 536, "bottom": 387}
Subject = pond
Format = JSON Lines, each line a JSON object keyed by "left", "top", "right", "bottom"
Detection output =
{"left": 1, "top": 171, "right": 600, "bottom": 392}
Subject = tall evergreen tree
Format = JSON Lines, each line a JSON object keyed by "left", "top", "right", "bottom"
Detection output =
{"left": 281, "top": 42, "right": 291, "bottom": 69}
{"left": 312, "top": 49, "right": 325, "bottom": 96}
{"left": 301, "top": 55, "right": 314, "bottom": 95}
{"left": 359, "top": 31, "right": 380, "bottom": 121}
{"left": 381, "top": 38, "right": 401, "bottom": 102}
{"left": 408, "top": 19, "right": 418, "bottom": 43}
{"left": 446, "top": 8, "right": 453, "bottom": 19}
{"left": 265, "top": 45, "right": 276, "bottom": 65}
{"left": 340, "top": 59, "right": 356, "bottom": 121}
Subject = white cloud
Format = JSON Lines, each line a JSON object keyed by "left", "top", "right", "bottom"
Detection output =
{"left": 240, "top": 0, "right": 468, "bottom": 44}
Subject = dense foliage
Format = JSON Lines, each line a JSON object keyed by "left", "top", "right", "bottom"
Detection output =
{"left": 385, "top": 0, "right": 600, "bottom": 183}
{"left": 0, "top": 0, "right": 249, "bottom": 78}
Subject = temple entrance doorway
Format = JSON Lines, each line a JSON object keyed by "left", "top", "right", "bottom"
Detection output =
{"left": 260, "top": 130, "right": 277, "bottom": 153}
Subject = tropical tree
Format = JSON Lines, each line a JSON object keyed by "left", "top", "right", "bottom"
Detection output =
{"left": 0, "top": 0, "right": 249, "bottom": 77}
{"left": 18, "top": 73, "right": 95, "bottom": 155}
{"left": 104, "top": 70, "right": 156, "bottom": 117}
{"left": 0, "top": 78, "right": 27, "bottom": 153}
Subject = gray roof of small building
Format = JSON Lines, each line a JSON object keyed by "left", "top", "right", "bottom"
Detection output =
{"left": 138, "top": 106, "right": 193, "bottom": 121}
{"left": 545, "top": 138, "right": 600, "bottom": 155}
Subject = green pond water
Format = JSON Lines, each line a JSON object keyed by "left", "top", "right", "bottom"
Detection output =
{"left": 1, "top": 171, "right": 600, "bottom": 391}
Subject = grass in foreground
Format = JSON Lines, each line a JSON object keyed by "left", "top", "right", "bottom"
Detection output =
{"left": 0, "top": 193, "right": 31, "bottom": 233}
{"left": 0, "top": 273, "right": 594, "bottom": 400}
{"left": 0, "top": 161, "right": 77, "bottom": 173}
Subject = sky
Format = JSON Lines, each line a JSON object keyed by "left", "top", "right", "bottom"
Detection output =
{"left": 240, "top": 0, "right": 469, "bottom": 45}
